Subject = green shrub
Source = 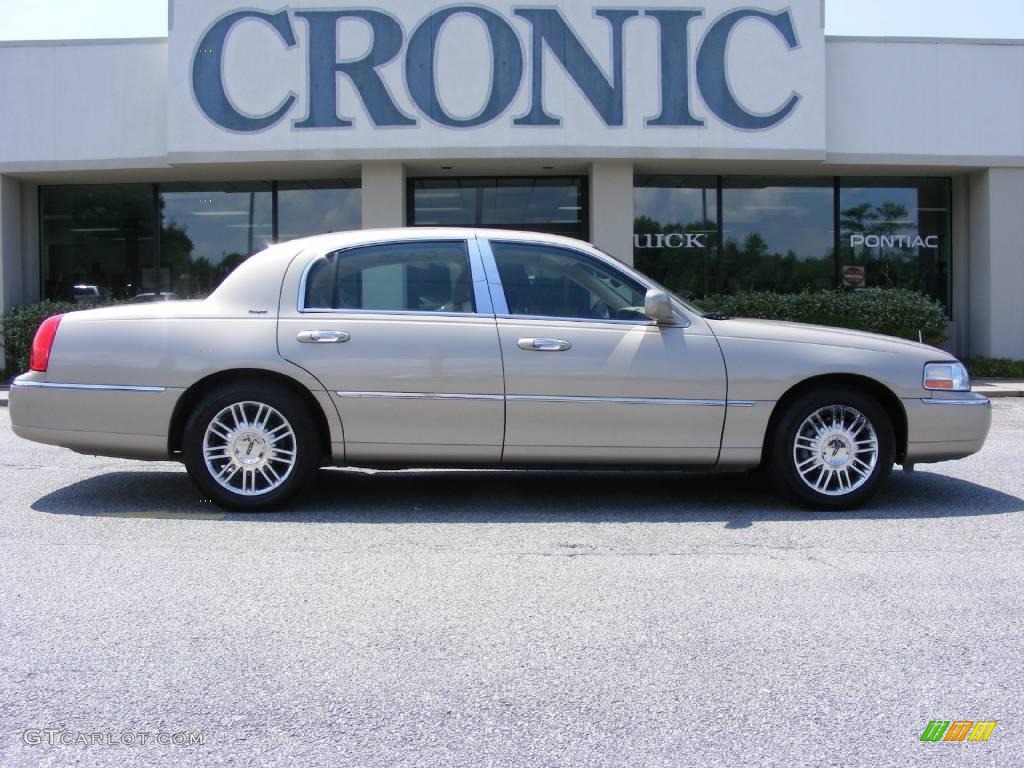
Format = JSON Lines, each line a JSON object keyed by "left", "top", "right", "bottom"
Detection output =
{"left": 1, "top": 299, "right": 134, "bottom": 378}
{"left": 963, "top": 357, "right": 1024, "bottom": 379}
{"left": 1, "top": 300, "right": 79, "bottom": 378}
{"left": 696, "top": 289, "right": 949, "bottom": 342}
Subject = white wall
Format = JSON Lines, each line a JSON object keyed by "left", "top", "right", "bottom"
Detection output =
{"left": 827, "top": 39, "right": 1024, "bottom": 166}
{"left": 165, "top": 0, "right": 830, "bottom": 163}
{"left": 0, "top": 176, "right": 22, "bottom": 306}
{"left": 969, "top": 168, "right": 1024, "bottom": 359}
{"left": 0, "top": 40, "right": 167, "bottom": 172}
{"left": 0, "top": 176, "right": 22, "bottom": 370}
{"left": 361, "top": 162, "right": 406, "bottom": 229}
{"left": 19, "top": 181, "right": 40, "bottom": 306}
{"left": 590, "top": 161, "right": 634, "bottom": 265}
{"left": 1, "top": 32, "right": 1022, "bottom": 171}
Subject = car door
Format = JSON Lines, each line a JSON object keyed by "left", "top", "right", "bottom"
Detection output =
{"left": 482, "top": 238, "right": 727, "bottom": 466}
{"left": 277, "top": 238, "right": 504, "bottom": 463}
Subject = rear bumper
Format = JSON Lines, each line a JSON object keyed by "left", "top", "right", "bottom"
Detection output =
{"left": 10, "top": 375, "right": 181, "bottom": 460}
{"left": 902, "top": 394, "right": 992, "bottom": 463}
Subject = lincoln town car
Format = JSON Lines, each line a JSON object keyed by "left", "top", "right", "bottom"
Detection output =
{"left": 10, "top": 228, "right": 991, "bottom": 510}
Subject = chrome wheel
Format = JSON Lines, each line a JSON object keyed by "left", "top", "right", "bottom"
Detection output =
{"left": 792, "top": 405, "right": 879, "bottom": 497}
{"left": 203, "top": 401, "right": 297, "bottom": 497}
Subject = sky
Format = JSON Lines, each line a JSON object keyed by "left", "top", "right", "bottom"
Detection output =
{"left": 0, "top": 0, "right": 1023, "bottom": 41}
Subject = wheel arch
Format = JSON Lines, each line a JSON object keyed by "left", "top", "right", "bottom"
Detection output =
{"left": 168, "top": 368, "right": 332, "bottom": 462}
{"left": 761, "top": 373, "right": 908, "bottom": 465}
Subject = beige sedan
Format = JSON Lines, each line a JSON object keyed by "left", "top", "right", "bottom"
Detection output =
{"left": 11, "top": 228, "right": 990, "bottom": 510}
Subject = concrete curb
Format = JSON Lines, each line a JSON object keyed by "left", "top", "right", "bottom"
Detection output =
{"left": 972, "top": 380, "right": 1024, "bottom": 398}
{"left": 974, "top": 389, "right": 1024, "bottom": 398}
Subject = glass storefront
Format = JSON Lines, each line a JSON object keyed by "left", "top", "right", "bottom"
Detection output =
{"left": 277, "top": 180, "right": 361, "bottom": 242}
{"left": 409, "top": 177, "right": 587, "bottom": 239}
{"left": 40, "top": 174, "right": 953, "bottom": 308}
{"left": 40, "top": 180, "right": 361, "bottom": 301}
{"left": 159, "top": 182, "right": 273, "bottom": 300}
{"left": 721, "top": 177, "right": 835, "bottom": 294}
{"left": 635, "top": 176, "right": 953, "bottom": 309}
{"left": 41, "top": 185, "right": 155, "bottom": 302}
{"left": 633, "top": 175, "right": 717, "bottom": 299}
{"left": 839, "top": 178, "right": 951, "bottom": 309}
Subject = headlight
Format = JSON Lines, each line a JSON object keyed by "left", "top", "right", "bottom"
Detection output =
{"left": 923, "top": 361, "right": 971, "bottom": 392}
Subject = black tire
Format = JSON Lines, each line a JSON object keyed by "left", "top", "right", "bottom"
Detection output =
{"left": 182, "top": 380, "right": 320, "bottom": 511}
{"left": 768, "top": 386, "right": 895, "bottom": 510}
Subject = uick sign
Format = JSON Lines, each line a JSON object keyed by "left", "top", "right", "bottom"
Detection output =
{"left": 168, "top": 0, "right": 826, "bottom": 161}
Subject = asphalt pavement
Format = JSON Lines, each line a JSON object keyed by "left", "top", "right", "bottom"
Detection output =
{"left": 1, "top": 402, "right": 1023, "bottom": 768}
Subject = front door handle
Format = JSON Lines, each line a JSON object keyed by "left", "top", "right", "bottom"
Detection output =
{"left": 518, "top": 337, "right": 572, "bottom": 352}
{"left": 297, "top": 330, "right": 350, "bottom": 344}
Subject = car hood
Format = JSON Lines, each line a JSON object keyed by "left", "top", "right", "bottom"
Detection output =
{"left": 705, "top": 317, "right": 955, "bottom": 360}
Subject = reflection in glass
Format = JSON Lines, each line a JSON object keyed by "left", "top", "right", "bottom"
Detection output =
{"left": 721, "top": 177, "right": 835, "bottom": 293}
{"left": 492, "top": 241, "right": 648, "bottom": 320}
{"left": 41, "top": 185, "right": 155, "bottom": 302}
{"left": 633, "top": 176, "right": 717, "bottom": 298}
{"left": 277, "top": 180, "right": 361, "bottom": 241}
{"left": 158, "top": 183, "right": 273, "bottom": 299}
{"left": 305, "top": 241, "right": 473, "bottom": 313}
{"left": 839, "top": 178, "right": 951, "bottom": 309}
{"left": 411, "top": 177, "right": 586, "bottom": 239}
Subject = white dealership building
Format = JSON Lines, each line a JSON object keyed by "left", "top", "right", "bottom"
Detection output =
{"left": 1, "top": 0, "right": 1023, "bottom": 366}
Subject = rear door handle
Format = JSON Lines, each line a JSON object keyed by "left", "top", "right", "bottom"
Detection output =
{"left": 517, "top": 337, "right": 572, "bottom": 352}
{"left": 297, "top": 330, "right": 350, "bottom": 344}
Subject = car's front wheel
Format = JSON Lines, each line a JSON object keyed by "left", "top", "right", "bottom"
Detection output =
{"left": 183, "top": 382, "right": 320, "bottom": 510}
{"left": 770, "top": 387, "right": 895, "bottom": 510}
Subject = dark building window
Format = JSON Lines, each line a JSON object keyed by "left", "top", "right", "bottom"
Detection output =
{"left": 633, "top": 176, "right": 717, "bottom": 299}
{"left": 410, "top": 177, "right": 587, "bottom": 240}
{"left": 634, "top": 176, "right": 953, "bottom": 311}
{"left": 158, "top": 182, "right": 273, "bottom": 300}
{"left": 277, "top": 180, "right": 361, "bottom": 242}
{"left": 40, "top": 180, "right": 361, "bottom": 301}
{"left": 839, "top": 178, "right": 952, "bottom": 309}
{"left": 41, "top": 185, "right": 155, "bottom": 303}
{"left": 721, "top": 177, "right": 835, "bottom": 294}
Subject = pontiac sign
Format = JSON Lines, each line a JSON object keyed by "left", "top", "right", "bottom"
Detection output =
{"left": 168, "top": 0, "right": 825, "bottom": 159}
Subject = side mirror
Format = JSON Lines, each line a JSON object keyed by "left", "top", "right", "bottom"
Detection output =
{"left": 644, "top": 288, "right": 676, "bottom": 324}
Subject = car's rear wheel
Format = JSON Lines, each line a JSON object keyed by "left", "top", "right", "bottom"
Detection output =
{"left": 770, "top": 387, "right": 895, "bottom": 510}
{"left": 183, "top": 382, "right": 319, "bottom": 510}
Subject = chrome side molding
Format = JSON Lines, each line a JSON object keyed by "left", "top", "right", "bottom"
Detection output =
{"left": 335, "top": 391, "right": 503, "bottom": 401}
{"left": 919, "top": 397, "right": 991, "bottom": 406}
{"left": 12, "top": 381, "right": 167, "bottom": 392}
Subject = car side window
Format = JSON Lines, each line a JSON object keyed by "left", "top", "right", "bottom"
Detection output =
{"left": 490, "top": 241, "right": 649, "bottom": 321}
{"left": 304, "top": 240, "right": 476, "bottom": 313}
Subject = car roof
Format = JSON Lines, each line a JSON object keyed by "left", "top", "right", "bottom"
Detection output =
{"left": 274, "top": 227, "right": 597, "bottom": 255}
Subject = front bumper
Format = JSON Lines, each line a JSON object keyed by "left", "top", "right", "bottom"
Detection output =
{"left": 902, "top": 393, "right": 992, "bottom": 463}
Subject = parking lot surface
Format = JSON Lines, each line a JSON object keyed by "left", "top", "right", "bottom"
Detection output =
{"left": 1, "top": 401, "right": 1022, "bottom": 768}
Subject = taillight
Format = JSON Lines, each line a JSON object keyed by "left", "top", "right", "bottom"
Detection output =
{"left": 29, "top": 314, "right": 64, "bottom": 372}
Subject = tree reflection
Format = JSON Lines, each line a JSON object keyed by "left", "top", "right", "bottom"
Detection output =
{"left": 721, "top": 233, "right": 833, "bottom": 294}
{"left": 633, "top": 214, "right": 834, "bottom": 297}
{"left": 633, "top": 214, "right": 716, "bottom": 298}
{"left": 840, "top": 200, "right": 947, "bottom": 305}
